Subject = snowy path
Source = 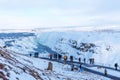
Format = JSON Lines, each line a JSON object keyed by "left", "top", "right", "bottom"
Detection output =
{"left": 84, "top": 64, "right": 120, "bottom": 72}
{"left": 40, "top": 57, "right": 120, "bottom": 80}
{"left": 88, "top": 67, "right": 120, "bottom": 78}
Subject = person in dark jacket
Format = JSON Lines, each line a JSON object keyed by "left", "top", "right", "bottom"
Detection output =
{"left": 58, "top": 54, "right": 62, "bottom": 60}
{"left": 78, "top": 57, "right": 81, "bottom": 63}
{"left": 30, "top": 53, "right": 32, "bottom": 57}
{"left": 34, "top": 52, "right": 39, "bottom": 58}
{"left": 79, "top": 63, "right": 82, "bottom": 69}
{"left": 89, "top": 58, "right": 92, "bottom": 64}
{"left": 114, "top": 63, "right": 118, "bottom": 70}
{"left": 71, "top": 64, "right": 74, "bottom": 71}
{"left": 92, "top": 58, "right": 94, "bottom": 64}
{"left": 104, "top": 68, "right": 107, "bottom": 76}
{"left": 54, "top": 54, "right": 57, "bottom": 59}
{"left": 90, "top": 58, "right": 95, "bottom": 64}
{"left": 70, "top": 56, "right": 73, "bottom": 62}
{"left": 83, "top": 58, "right": 86, "bottom": 63}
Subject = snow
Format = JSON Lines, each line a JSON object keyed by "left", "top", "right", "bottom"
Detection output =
{"left": 0, "top": 47, "right": 112, "bottom": 80}
{"left": 35, "top": 31, "right": 120, "bottom": 66}
{"left": 30, "top": 57, "right": 111, "bottom": 80}
{"left": 88, "top": 66, "right": 120, "bottom": 78}
{"left": 0, "top": 28, "right": 120, "bottom": 79}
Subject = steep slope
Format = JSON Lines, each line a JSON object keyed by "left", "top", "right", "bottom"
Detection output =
{"left": 0, "top": 31, "right": 120, "bottom": 68}
{"left": 0, "top": 33, "right": 36, "bottom": 54}
{"left": 0, "top": 47, "right": 43, "bottom": 80}
{"left": 36, "top": 31, "right": 120, "bottom": 67}
{"left": 0, "top": 47, "right": 111, "bottom": 80}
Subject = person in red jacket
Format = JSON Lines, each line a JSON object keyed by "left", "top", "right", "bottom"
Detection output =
{"left": 50, "top": 54, "right": 52, "bottom": 59}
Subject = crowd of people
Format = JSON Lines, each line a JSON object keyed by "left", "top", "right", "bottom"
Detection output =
{"left": 29, "top": 53, "right": 119, "bottom": 76}
{"left": 48, "top": 53, "right": 119, "bottom": 74}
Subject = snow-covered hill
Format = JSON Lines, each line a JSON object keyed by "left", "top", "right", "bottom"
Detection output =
{"left": 0, "top": 30, "right": 120, "bottom": 80}
{"left": 0, "top": 47, "right": 111, "bottom": 80}
{"left": 0, "top": 31, "right": 120, "bottom": 67}
{"left": 36, "top": 31, "right": 120, "bottom": 67}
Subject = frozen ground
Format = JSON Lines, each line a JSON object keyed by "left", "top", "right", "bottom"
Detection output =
{"left": 0, "top": 31, "right": 120, "bottom": 67}
{"left": 0, "top": 28, "right": 120, "bottom": 79}
{"left": 88, "top": 66, "right": 120, "bottom": 78}
{"left": 0, "top": 47, "right": 111, "bottom": 80}
{"left": 36, "top": 31, "right": 120, "bottom": 67}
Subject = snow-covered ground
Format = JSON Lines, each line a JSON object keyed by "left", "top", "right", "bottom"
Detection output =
{"left": 36, "top": 31, "right": 120, "bottom": 67}
{"left": 88, "top": 66, "right": 120, "bottom": 78}
{"left": 0, "top": 30, "right": 120, "bottom": 67}
{"left": 0, "top": 47, "right": 111, "bottom": 80}
{"left": 0, "top": 28, "right": 120, "bottom": 79}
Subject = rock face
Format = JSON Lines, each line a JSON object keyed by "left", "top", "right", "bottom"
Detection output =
{"left": 47, "top": 62, "right": 53, "bottom": 71}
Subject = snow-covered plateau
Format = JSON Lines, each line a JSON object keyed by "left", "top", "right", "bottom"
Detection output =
{"left": 0, "top": 28, "right": 120, "bottom": 80}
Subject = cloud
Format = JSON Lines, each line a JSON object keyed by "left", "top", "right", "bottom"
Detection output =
{"left": 0, "top": 0, "right": 120, "bottom": 29}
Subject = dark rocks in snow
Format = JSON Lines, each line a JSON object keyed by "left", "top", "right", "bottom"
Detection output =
{"left": 69, "top": 40, "right": 77, "bottom": 48}
{"left": 70, "top": 41, "right": 96, "bottom": 53}
{"left": 66, "top": 39, "right": 96, "bottom": 53}
{"left": 56, "top": 38, "right": 97, "bottom": 58}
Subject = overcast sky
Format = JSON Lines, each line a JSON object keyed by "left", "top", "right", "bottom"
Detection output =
{"left": 0, "top": 0, "right": 120, "bottom": 29}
